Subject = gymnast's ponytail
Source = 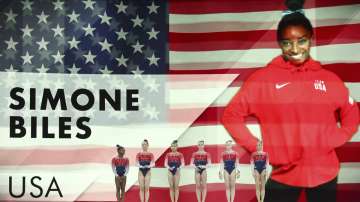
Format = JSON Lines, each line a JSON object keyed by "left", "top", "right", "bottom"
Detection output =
{"left": 277, "top": 0, "right": 313, "bottom": 42}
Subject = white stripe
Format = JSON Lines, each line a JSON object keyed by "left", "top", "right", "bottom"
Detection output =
{"left": 178, "top": 125, "right": 360, "bottom": 147}
{"left": 211, "top": 82, "right": 360, "bottom": 107}
{"left": 170, "top": 43, "right": 360, "bottom": 69}
{"left": 170, "top": 5, "right": 360, "bottom": 32}
{"left": 169, "top": 88, "right": 234, "bottom": 109}
{"left": 211, "top": 87, "right": 242, "bottom": 107}
{"left": 167, "top": 74, "right": 238, "bottom": 109}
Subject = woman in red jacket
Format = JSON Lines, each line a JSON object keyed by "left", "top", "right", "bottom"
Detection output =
{"left": 221, "top": 1, "right": 359, "bottom": 202}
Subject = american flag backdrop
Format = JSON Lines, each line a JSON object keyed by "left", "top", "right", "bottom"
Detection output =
{"left": 0, "top": 0, "right": 359, "bottom": 202}
{"left": 0, "top": 0, "right": 236, "bottom": 201}
{"left": 158, "top": 0, "right": 360, "bottom": 202}
{"left": 0, "top": 0, "right": 168, "bottom": 74}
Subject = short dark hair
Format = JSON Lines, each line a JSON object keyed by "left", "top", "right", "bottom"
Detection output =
{"left": 116, "top": 144, "right": 124, "bottom": 150}
{"left": 143, "top": 139, "right": 149, "bottom": 144}
{"left": 277, "top": 0, "right": 313, "bottom": 41}
{"left": 172, "top": 140, "right": 178, "bottom": 145}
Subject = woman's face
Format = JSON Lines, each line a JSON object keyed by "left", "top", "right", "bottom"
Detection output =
{"left": 171, "top": 143, "right": 177, "bottom": 152}
{"left": 225, "top": 141, "right": 232, "bottom": 150}
{"left": 257, "top": 141, "right": 263, "bottom": 151}
{"left": 142, "top": 141, "right": 149, "bottom": 151}
{"left": 198, "top": 141, "right": 204, "bottom": 150}
{"left": 117, "top": 148, "right": 125, "bottom": 156}
{"left": 279, "top": 25, "right": 311, "bottom": 66}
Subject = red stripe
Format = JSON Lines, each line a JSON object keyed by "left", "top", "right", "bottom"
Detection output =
{"left": 324, "top": 63, "right": 360, "bottom": 83}
{"left": 170, "top": 30, "right": 277, "bottom": 51}
{"left": 192, "top": 107, "right": 226, "bottom": 125}
{"left": 170, "top": 63, "right": 360, "bottom": 83}
{"left": 155, "top": 142, "right": 360, "bottom": 166}
{"left": 169, "top": 0, "right": 360, "bottom": 14}
{"left": 170, "top": 24, "right": 360, "bottom": 51}
{"left": 192, "top": 104, "right": 360, "bottom": 126}
{"left": 170, "top": 107, "right": 256, "bottom": 125}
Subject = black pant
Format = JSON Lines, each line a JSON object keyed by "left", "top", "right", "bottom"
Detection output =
{"left": 264, "top": 177, "right": 337, "bottom": 202}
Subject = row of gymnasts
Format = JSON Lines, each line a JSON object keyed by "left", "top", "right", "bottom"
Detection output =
{"left": 111, "top": 139, "right": 269, "bottom": 202}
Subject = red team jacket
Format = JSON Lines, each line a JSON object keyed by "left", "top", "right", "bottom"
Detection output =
{"left": 222, "top": 55, "right": 359, "bottom": 187}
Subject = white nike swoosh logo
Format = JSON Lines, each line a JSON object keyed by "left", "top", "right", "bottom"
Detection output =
{"left": 275, "top": 82, "right": 290, "bottom": 89}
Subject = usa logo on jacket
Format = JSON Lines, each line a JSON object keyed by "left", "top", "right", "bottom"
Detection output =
{"left": 314, "top": 80, "right": 327, "bottom": 92}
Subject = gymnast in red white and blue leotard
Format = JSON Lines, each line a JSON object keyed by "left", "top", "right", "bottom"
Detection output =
{"left": 192, "top": 151, "right": 211, "bottom": 175}
{"left": 112, "top": 153, "right": 129, "bottom": 177}
{"left": 219, "top": 140, "right": 240, "bottom": 202}
{"left": 251, "top": 141, "right": 269, "bottom": 202}
{"left": 191, "top": 140, "right": 211, "bottom": 202}
{"left": 111, "top": 145, "right": 129, "bottom": 202}
{"left": 136, "top": 139, "right": 154, "bottom": 202}
{"left": 252, "top": 153, "right": 268, "bottom": 174}
{"left": 136, "top": 152, "right": 154, "bottom": 177}
{"left": 165, "top": 145, "right": 184, "bottom": 176}
{"left": 165, "top": 140, "right": 184, "bottom": 202}
{"left": 222, "top": 151, "right": 238, "bottom": 175}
